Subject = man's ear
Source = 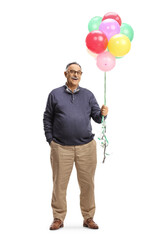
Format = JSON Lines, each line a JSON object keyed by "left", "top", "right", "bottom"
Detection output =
{"left": 64, "top": 71, "right": 67, "bottom": 78}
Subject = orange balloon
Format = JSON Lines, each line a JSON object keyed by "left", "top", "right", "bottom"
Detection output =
{"left": 87, "top": 48, "right": 98, "bottom": 58}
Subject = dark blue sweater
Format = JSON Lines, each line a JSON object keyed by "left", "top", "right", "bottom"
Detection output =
{"left": 43, "top": 84, "right": 107, "bottom": 146}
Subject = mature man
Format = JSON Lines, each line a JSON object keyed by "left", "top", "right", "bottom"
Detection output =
{"left": 43, "top": 62, "right": 108, "bottom": 230}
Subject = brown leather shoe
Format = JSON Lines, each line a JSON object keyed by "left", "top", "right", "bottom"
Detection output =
{"left": 49, "top": 218, "right": 64, "bottom": 230}
{"left": 83, "top": 218, "right": 99, "bottom": 229}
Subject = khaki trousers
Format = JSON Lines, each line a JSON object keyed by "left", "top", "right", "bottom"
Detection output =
{"left": 50, "top": 139, "right": 97, "bottom": 222}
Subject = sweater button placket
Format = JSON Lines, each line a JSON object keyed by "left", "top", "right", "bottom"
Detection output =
{"left": 71, "top": 94, "right": 74, "bottom": 103}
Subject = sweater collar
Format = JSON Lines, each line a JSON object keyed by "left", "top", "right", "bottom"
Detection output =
{"left": 65, "top": 82, "right": 80, "bottom": 94}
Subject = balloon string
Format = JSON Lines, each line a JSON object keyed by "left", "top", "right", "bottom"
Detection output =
{"left": 102, "top": 71, "right": 106, "bottom": 124}
{"left": 104, "top": 71, "right": 106, "bottom": 105}
{"left": 101, "top": 71, "right": 109, "bottom": 163}
{"left": 98, "top": 72, "right": 110, "bottom": 163}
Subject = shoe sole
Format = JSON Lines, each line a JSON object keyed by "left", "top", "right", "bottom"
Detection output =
{"left": 83, "top": 223, "right": 98, "bottom": 229}
{"left": 50, "top": 224, "right": 64, "bottom": 230}
{"left": 83, "top": 223, "right": 88, "bottom": 227}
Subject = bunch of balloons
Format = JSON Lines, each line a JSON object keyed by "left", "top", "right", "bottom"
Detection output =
{"left": 85, "top": 12, "right": 134, "bottom": 71}
{"left": 86, "top": 12, "right": 134, "bottom": 163}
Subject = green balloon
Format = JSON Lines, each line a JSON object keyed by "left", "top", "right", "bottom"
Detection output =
{"left": 120, "top": 23, "right": 134, "bottom": 42}
{"left": 88, "top": 16, "right": 102, "bottom": 32}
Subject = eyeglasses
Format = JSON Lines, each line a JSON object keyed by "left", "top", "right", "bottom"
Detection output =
{"left": 67, "top": 70, "right": 83, "bottom": 76}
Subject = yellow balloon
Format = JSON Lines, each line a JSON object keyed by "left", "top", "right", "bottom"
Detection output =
{"left": 108, "top": 34, "right": 131, "bottom": 57}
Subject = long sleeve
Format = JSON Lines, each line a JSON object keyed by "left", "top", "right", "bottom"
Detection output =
{"left": 89, "top": 93, "right": 107, "bottom": 124}
{"left": 43, "top": 92, "right": 55, "bottom": 145}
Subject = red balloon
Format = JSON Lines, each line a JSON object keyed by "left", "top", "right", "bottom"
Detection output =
{"left": 102, "top": 12, "right": 122, "bottom": 26}
{"left": 85, "top": 30, "right": 108, "bottom": 54}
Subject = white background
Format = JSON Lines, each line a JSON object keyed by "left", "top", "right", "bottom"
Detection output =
{"left": 0, "top": 0, "right": 160, "bottom": 239}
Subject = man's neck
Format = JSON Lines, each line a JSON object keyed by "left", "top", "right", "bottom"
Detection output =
{"left": 66, "top": 83, "right": 78, "bottom": 92}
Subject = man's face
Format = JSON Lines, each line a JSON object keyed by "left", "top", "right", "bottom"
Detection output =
{"left": 64, "top": 64, "right": 82, "bottom": 88}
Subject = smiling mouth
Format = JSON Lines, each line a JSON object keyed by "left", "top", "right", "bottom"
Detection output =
{"left": 72, "top": 77, "right": 78, "bottom": 80}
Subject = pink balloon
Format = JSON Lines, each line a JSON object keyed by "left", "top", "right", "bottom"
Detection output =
{"left": 96, "top": 51, "right": 116, "bottom": 71}
{"left": 99, "top": 19, "right": 120, "bottom": 41}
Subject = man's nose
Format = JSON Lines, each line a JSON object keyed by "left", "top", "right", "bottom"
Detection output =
{"left": 73, "top": 73, "right": 78, "bottom": 78}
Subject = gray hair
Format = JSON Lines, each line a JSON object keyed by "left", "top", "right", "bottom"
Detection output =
{"left": 65, "top": 62, "right": 82, "bottom": 70}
